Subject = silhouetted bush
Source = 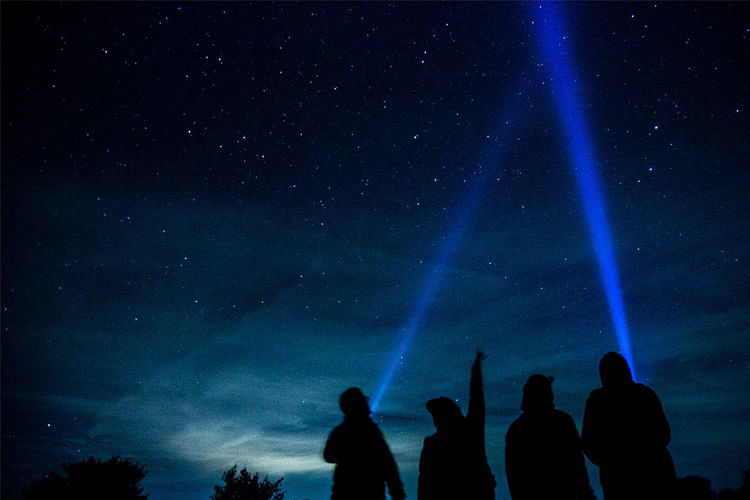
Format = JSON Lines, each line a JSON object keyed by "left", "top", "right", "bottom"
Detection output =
{"left": 211, "top": 465, "right": 284, "bottom": 500}
{"left": 717, "top": 469, "right": 750, "bottom": 500}
{"left": 673, "top": 470, "right": 750, "bottom": 500}
{"left": 25, "top": 456, "right": 148, "bottom": 500}
{"left": 675, "top": 475, "right": 715, "bottom": 500}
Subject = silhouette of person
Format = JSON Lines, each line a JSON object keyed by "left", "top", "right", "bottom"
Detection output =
{"left": 418, "top": 352, "right": 496, "bottom": 500}
{"left": 505, "top": 374, "right": 595, "bottom": 500}
{"left": 582, "top": 352, "right": 676, "bottom": 500}
{"left": 324, "top": 387, "right": 406, "bottom": 500}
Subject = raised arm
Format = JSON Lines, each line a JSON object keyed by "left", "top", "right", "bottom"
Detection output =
{"left": 467, "top": 351, "right": 487, "bottom": 426}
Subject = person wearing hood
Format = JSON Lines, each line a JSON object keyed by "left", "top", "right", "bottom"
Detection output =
{"left": 324, "top": 387, "right": 406, "bottom": 500}
{"left": 582, "top": 352, "right": 676, "bottom": 500}
{"left": 418, "top": 352, "right": 496, "bottom": 500}
{"left": 505, "top": 374, "right": 595, "bottom": 500}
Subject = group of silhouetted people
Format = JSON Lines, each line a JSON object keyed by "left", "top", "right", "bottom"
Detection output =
{"left": 324, "top": 351, "right": 676, "bottom": 500}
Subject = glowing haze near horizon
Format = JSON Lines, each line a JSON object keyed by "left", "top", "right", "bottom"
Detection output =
{"left": 2, "top": 3, "right": 749, "bottom": 500}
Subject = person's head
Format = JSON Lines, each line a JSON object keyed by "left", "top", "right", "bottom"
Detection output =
{"left": 599, "top": 351, "right": 633, "bottom": 388}
{"left": 521, "top": 374, "right": 554, "bottom": 412}
{"left": 426, "top": 397, "right": 463, "bottom": 432}
{"left": 339, "top": 387, "right": 370, "bottom": 418}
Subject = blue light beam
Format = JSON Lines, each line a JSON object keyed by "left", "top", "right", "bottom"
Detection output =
{"left": 371, "top": 91, "right": 528, "bottom": 413}
{"left": 532, "top": 3, "right": 636, "bottom": 379}
{"left": 370, "top": 171, "right": 480, "bottom": 414}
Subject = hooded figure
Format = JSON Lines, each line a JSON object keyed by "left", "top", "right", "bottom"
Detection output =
{"left": 324, "top": 387, "right": 405, "bottom": 500}
{"left": 582, "top": 352, "right": 676, "bottom": 500}
{"left": 418, "top": 352, "right": 496, "bottom": 500}
{"left": 505, "top": 375, "right": 595, "bottom": 500}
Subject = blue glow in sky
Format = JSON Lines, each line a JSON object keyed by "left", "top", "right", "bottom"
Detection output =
{"left": 371, "top": 95, "right": 527, "bottom": 412}
{"left": 533, "top": 3, "right": 636, "bottom": 379}
{"left": 371, "top": 141, "right": 502, "bottom": 413}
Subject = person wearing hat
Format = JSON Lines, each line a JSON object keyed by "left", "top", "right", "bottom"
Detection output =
{"left": 505, "top": 374, "right": 595, "bottom": 500}
{"left": 418, "top": 352, "right": 496, "bottom": 500}
{"left": 324, "top": 387, "right": 406, "bottom": 500}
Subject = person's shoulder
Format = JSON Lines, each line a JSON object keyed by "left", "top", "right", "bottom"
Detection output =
{"left": 332, "top": 418, "right": 380, "bottom": 440}
{"left": 422, "top": 433, "right": 442, "bottom": 451}
{"left": 506, "top": 413, "right": 526, "bottom": 436}
{"left": 372, "top": 421, "right": 387, "bottom": 439}
{"left": 589, "top": 386, "right": 606, "bottom": 397}
{"left": 633, "top": 382, "right": 655, "bottom": 393}
{"left": 632, "top": 382, "right": 660, "bottom": 400}
{"left": 553, "top": 408, "right": 575, "bottom": 422}
{"left": 329, "top": 421, "right": 347, "bottom": 434}
{"left": 552, "top": 409, "right": 580, "bottom": 431}
{"left": 586, "top": 387, "right": 606, "bottom": 403}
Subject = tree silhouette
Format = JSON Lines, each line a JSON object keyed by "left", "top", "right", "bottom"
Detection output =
{"left": 211, "top": 466, "right": 285, "bottom": 500}
{"left": 25, "top": 456, "right": 148, "bottom": 500}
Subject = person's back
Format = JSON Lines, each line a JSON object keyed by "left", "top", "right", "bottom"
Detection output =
{"left": 505, "top": 375, "right": 593, "bottom": 500}
{"left": 419, "top": 419, "right": 469, "bottom": 500}
{"left": 582, "top": 352, "right": 675, "bottom": 500}
{"left": 324, "top": 387, "right": 405, "bottom": 500}
{"left": 418, "top": 353, "right": 495, "bottom": 500}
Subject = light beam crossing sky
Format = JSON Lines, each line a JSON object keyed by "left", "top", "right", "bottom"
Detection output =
{"left": 532, "top": 2, "right": 637, "bottom": 379}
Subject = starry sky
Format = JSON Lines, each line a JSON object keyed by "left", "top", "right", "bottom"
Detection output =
{"left": 2, "top": 3, "right": 749, "bottom": 499}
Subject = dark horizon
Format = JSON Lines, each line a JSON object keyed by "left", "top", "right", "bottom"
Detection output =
{"left": 2, "top": 2, "right": 749, "bottom": 499}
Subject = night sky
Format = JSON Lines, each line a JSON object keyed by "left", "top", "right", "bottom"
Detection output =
{"left": 2, "top": 3, "right": 749, "bottom": 499}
